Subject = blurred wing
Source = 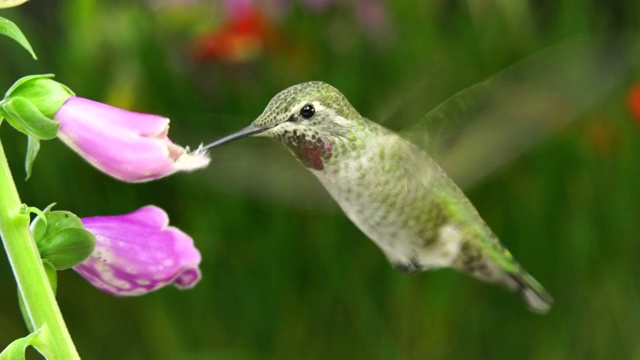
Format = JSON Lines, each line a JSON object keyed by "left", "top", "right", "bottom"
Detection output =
{"left": 399, "top": 37, "right": 635, "bottom": 189}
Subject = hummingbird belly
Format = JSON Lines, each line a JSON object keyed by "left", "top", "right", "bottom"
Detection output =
{"left": 312, "top": 133, "right": 465, "bottom": 271}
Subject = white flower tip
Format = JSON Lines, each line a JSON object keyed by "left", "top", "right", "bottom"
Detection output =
{"left": 173, "top": 145, "right": 211, "bottom": 172}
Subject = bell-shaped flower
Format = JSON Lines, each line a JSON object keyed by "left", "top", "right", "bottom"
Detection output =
{"left": 73, "top": 206, "right": 202, "bottom": 296}
{"left": 53, "top": 96, "right": 210, "bottom": 182}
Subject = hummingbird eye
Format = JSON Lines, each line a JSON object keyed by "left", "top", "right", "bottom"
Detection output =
{"left": 300, "top": 104, "right": 315, "bottom": 119}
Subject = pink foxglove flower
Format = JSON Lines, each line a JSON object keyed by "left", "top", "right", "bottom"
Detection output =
{"left": 74, "top": 206, "right": 202, "bottom": 296}
{"left": 53, "top": 97, "right": 209, "bottom": 182}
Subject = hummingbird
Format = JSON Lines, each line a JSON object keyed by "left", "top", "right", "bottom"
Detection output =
{"left": 203, "top": 81, "right": 553, "bottom": 313}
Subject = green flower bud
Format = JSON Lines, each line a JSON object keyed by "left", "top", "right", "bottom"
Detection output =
{"left": 4, "top": 74, "right": 74, "bottom": 118}
{"left": 32, "top": 210, "right": 96, "bottom": 270}
{"left": 1, "top": 74, "right": 74, "bottom": 141}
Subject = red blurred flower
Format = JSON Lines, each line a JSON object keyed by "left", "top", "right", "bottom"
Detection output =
{"left": 192, "top": 7, "right": 271, "bottom": 63}
{"left": 628, "top": 82, "right": 640, "bottom": 124}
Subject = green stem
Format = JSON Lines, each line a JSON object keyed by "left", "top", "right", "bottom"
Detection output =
{"left": 0, "top": 140, "right": 79, "bottom": 359}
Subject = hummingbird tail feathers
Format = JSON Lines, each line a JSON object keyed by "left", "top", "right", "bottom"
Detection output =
{"left": 507, "top": 271, "right": 553, "bottom": 314}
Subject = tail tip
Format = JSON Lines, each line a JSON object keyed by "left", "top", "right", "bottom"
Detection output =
{"left": 521, "top": 287, "right": 553, "bottom": 314}
{"left": 507, "top": 273, "right": 553, "bottom": 314}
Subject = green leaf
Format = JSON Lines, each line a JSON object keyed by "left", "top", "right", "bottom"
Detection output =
{"left": 0, "top": 106, "right": 6, "bottom": 125}
{"left": 25, "top": 136, "right": 40, "bottom": 180}
{"left": 0, "top": 16, "right": 37, "bottom": 59}
{"left": 25, "top": 205, "right": 47, "bottom": 223}
{"left": 28, "top": 203, "right": 56, "bottom": 239}
{"left": 0, "top": 327, "right": 45, "bottom": 360}
{"left": 2, "top": 97, "right": 59, "bottom": 140}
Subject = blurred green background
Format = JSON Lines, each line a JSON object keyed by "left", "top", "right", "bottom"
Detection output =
{"left": 1, "top": 0, "right": 640, "bottom": 359}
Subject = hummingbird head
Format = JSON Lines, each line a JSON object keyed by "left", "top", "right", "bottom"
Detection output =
{"left": 203, "top": 81, "right": 365, "bottom": 170}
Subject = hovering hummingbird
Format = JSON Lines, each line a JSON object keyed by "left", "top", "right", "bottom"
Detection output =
{"left": 202, "top": 81, "right": 554, "bottom": 313}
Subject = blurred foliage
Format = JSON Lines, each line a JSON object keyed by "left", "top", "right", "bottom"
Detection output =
{"left": 1, "top": 0, "right": 640, "bottom": 359}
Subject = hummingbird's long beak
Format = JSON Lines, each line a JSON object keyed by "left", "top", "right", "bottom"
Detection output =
{"left": 201, "top": 124, "right": 269, "bottom": 151}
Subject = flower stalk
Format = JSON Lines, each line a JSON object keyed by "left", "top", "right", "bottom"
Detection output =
{"left": 0, "top": 139, "right": 79, "bottom": 359}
